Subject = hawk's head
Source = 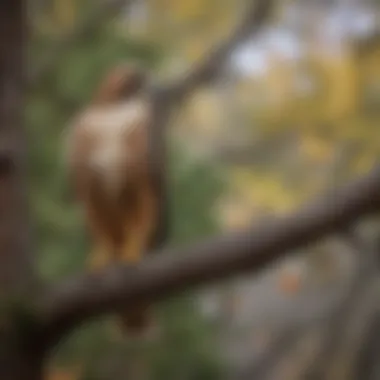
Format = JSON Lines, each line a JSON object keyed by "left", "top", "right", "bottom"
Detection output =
{"left": 93, "top": 63, "right": 148, "bottom": 104}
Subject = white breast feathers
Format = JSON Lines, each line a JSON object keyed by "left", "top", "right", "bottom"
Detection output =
{"left": 82, "top": 99, "right": 147, "bottom": 134}
{"left": 80, "top": 99, "right": 149, "bottom": 194}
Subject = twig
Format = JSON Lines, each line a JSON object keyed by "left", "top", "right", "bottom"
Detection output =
{"left": 147, "top": 0, "right": 274, "bottom": 251}
{"left": 35, "top": 166, "right": 380, "bottom": 348}
{"left": 158, "top": 0, "right": 273, "bottom": 106}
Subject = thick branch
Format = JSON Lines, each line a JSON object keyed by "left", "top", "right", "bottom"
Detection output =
{"left": 37, "top": 167, "right": 380, "bottom": 347}
{"left": 29, "top": 0, "right": 134, "bottom": 87}
{"left": 160, "top": 0, "right": 273, "bottom": 105}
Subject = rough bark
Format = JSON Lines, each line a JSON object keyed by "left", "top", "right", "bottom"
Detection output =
{"left": 0, "top": 1, "right": 42, "bottom": 379}
{"left": 37, "top": 166, "right": 380, "bottom": 347}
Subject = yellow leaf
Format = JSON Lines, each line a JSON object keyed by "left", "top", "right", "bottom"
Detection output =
{"left": 299, "top": 134, "right": 333, "bottom": 163}
{"left": 230, "top": 170, "right": 298, "bottom": 213}
{"left": 352, "top": 155, "right": 376, "bottom": 175}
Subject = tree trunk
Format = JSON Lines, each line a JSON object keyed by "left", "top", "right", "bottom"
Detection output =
{"left": 0, "top": 1, "right": 42, "bottom": 379}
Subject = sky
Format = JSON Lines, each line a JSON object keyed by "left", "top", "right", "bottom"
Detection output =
{"left": 232, "top": 3, "right": 378, "bottom": 76}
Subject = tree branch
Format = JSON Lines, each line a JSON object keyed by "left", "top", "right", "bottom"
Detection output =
{"left": 159, "top": 0, "right": 273, "bottom": 105}
{"left": 35, "top": 166, "right": 380, "bottom": 348}
{"left": 28, "top": 0, "right": 134, "bottom": 87}
{"left": 30, "top": 0, "right": 272, "bottom": 93}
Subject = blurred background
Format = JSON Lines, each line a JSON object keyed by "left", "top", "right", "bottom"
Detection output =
{"left": 29, "top": 0, "right": 380, "bottom": 379}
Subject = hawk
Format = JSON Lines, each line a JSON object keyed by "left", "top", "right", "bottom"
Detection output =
{"left": 65, "top": 64, "right": 167, "bottom": 336}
